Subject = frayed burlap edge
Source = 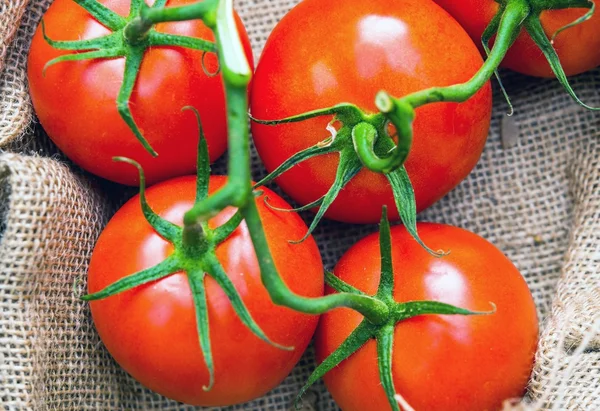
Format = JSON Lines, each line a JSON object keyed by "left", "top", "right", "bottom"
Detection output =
{"left": 0, "top": 0, "right": 51, "bottom": 147}
{"left": 0, "top": 0, "right": 28, "bottom": 73}
{"left": 502, "top": 138, "right": 600, "bottom": 411}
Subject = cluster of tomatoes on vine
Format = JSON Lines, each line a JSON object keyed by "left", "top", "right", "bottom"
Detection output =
{"left": 27, "top": 0, "right": 598, "bottom": 409}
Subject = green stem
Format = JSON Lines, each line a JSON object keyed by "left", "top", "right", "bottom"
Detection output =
{"left": 401, "top": 0, "right": 529, "bottom": 108}
{"left": 183, "top": 0, "right": 252, "bottom": 225}
{"left": 221, "top": 83, "right": 252, "bottom": 199}
{"left": 182, "top": 223, "right": 210, "bottom": 255}
{"left": 213, "top": 0, "right": 251, "bottom": 86}
{"left": 352, "top": 122, "right": 410, "bottom": 174}
{"left": 123, "top": 11, "right": 154, "bottom": 44}
{"left": 241, "top": 199, "right": 390, "bottom": 325}
{"left": 140, "top": 0, "right": 219, "bottom": 24}
{"left": 184, "top": 182, "right": 242, "bottom": 224}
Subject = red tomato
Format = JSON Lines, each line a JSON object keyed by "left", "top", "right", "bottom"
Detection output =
{"left": 434, "top": 0, "right": 600, "bottom": 77}
{"left": 87, "top": 176, "right": 323, "bottom": 406}
{"left": 250, "top": 0, "right": 491, "bottom": 224}
{"left": 317, "top": 223, "right": 539, "bottom": 410}
{"left": 28, "top": 0, "right": 253, "bottom": 185}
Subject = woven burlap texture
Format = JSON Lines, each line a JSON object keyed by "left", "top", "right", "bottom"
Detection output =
{"left": 0, "top": 0, "right": 599, "bottom": 409}
{"left": 0, "top": 154, "right": 112, "bottom": 409}
{"left": 0, "top": 0, "right": 49, "bottom": 145}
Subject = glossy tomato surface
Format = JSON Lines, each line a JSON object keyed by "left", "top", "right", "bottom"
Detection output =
{"left": 317, "top": 224, "right": 539, "bottom": 410}
{"left": 251, "top": 0, "right": 492, "bottom": 224}
{"left": 434, "top": 0, "right": 600, "bottom": 77}
{"left": 28, "top": 0, "right": 253, "bottom": 185}
{"left": 87, "top": 176, "right": 323, "bottom": 406}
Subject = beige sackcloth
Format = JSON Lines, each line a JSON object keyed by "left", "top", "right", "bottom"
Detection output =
{"left": 0, "top": 0, "right": 598, "bottom": 409}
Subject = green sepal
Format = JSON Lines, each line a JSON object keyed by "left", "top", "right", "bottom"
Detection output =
{"left": 41, "top": 20, "right": 122, "bottom": 51}
{"left": 324, "top": 271, "right": 366, "bottom": 296}
{"left": 375, "top": 207, "right": 394, "bottom": 299}
{"left": 254, "top": 143, "right": 338, "bottom": 188}
{"left": 129, "top": 0, "right": 144, "bottom": 16}
{"left": 212, "top": 211, "right": 243, "bottom": 243}
{"left": 376, "top": 324, "right": 401, "bottom": 411}
{"left": 550, "top": 0, "right": 595, "bottom": 42}
{"left": 386, "top": 167, "right": 445, "bottom": 257}
{"left": 81, "top": 256, "right": 181, "bottom": 301}
{"left": 181, "top": 106, "right": 211, "bottom": 204}
{"left": 117, "top": 46, "right": 159, "bottom": 156}
{"left": 295, "top": 320, "right": 377, "bottom": 409}
{"left": 290, "top": 148, "right": 362, "bottom": 244}
{"left": 187, "top": 268, "right": 215, "bottom": 391}
{"left": 250, "top": 103, "right": 364, "bottom": 126}
{"left": 263, "top": 195, "right": 325, "bottom": 213}
{"left": 113, "top": 156, "right": 182, "bottom": 243}
{"left": 204, "top": 254, "right": 293, "bottom": 351}
{"left": 42, "top": 48, "right": 124, "bottom": 75}
{"left": 525, "top": 13, "right": 600, "bottom": 110}
{"left": 393, "top": 300, "right": 497, "bottom": 321}
{"left": 73, "top": 0, "right": 126, "bottom": 31}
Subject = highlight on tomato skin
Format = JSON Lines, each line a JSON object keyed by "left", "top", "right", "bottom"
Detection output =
{"left": 86, "top": 175, "right": 324, "bottom": 406}
{"left": 250, "top": 0, "right": 492, "bottom": 225}
{"left": 27, "top": 0, "right": 254, "bottom": 186}
{"left": 316, "top": 223, "right": 539, "bottom": 411}
{"left": 433, "top": 0, "right": 600, "bottom": 78}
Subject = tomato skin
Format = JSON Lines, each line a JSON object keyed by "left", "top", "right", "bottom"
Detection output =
{"left": 250, "top": 0, "right": 491, "bottom": 224}
{"left": 87, "top": 176, "right": 323, "bottom": 406}
{"left": 27, "top": 0, "right": 253, "bottom": 185}
{"left": 317, "top": 224, "right": 538, "bottom": 411}
{"left": 433, "top": 0, "right": 600, "bottom": 77}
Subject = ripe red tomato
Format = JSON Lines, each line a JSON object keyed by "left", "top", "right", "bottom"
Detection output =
{"left": 28, "top": 0, "right": 253, "bottom": 185}
{"left": 317, "top": 223, "right": 538, "bottom": 410}
{"left": 87, "top": 175, "right": 323, "bottom": 406}
{"left": 434, "top": 0, "right": 600, "bottom": 77}
{"left": 250, "top": 0, "right": 491, "bottom": 224}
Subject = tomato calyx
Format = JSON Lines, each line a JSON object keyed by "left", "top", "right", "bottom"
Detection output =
{"left": 40, "top": 0, "right": 225, "bottom": 157}
{"left": 487, "top": 0, "right": 598, "bottom": 112}
{"left": 82, "top": 109, "right": 291, "bottom": 392}
{"left": 296, "top": 208, "right": 496, "bottom": 411}
{"left": 251, "top": 104, "right": 440, "bottom": 256}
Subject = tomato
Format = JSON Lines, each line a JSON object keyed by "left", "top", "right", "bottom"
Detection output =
{"left": 316, "top": 223, "right": 538, "bottom": 410}
{"left": 27, "top": 0, "right": 253, "bottom": 185}
{"left": 433, "top": 0, "right": 600, "bottom": 77}
{"left": 250, "top": 0, "right": 491, "bottom": 224}
{"left": 87, "top": 175, "right": 323, "bottom": 406}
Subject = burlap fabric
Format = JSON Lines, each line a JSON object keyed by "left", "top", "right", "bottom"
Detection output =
{"left": 0, "top": 0, "right": 598, "bottom": 409}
